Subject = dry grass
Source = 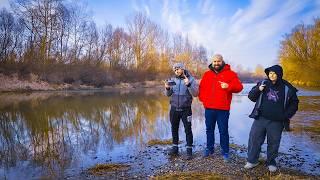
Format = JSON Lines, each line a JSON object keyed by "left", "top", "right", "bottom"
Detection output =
{"left": 147, "top": 139, "right": 182, "bottom": 146}
{"left": 87, "top": 163, "right": 130, "bottom": 176}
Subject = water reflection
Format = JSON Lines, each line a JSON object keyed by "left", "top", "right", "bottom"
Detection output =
{"left": 0, "top": 88, "right": 319, "bottom": 178}
{"left": 0, "top": 91, "right": 172, "bottom": 178}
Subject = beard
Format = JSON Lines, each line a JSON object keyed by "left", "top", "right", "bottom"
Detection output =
{"left": 213, "top": 62, "right": 225, "bottom": 71}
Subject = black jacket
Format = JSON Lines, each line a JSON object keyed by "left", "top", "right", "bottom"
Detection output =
{"left": 248, "top": 65, "right": 299, "bottom": 121}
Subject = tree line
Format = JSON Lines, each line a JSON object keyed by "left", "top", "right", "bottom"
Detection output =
{"left": 279, "top": 18, "right": 320, "bottom": 87}
{"left": 0, "top": 0, "right": 208, "bottom": 86}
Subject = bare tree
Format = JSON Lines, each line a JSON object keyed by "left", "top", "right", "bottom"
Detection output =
{"left": 0, "top": 8, "right": 15, "bottom": 61}
{"left": 12, "top": 0, "right": 67, "bottom": 64}
{"left": 126, "top": 13, "right": 151, "bottom": 69}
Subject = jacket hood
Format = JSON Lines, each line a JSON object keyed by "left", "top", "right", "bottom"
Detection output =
{"left": 265, "top": 65, "right": 283, "bottom": 79}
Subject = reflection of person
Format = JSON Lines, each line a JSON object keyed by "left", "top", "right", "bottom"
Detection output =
{"left": 245, "top": 65, "right": 299, "bottom": 172}
{"left": 199, "top": 54, "right": 243, "bottom": 162}
{"left": 165, "top": 62, "right": 198, "bottom": 160}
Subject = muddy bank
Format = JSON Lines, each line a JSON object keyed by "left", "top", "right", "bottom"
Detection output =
{"left": 75, "top": 144, "right": 319, "bottom": 179}
{"left": 0, "top": 73, "right": 163, "bottom": 92}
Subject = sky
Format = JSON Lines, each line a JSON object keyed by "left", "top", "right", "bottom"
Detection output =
{"left": 1, "top": 0, "right": 320, "bottom": 70}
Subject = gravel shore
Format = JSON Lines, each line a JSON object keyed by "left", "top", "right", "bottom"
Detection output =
{"left": 76, "top": 144, "right": 319, "bottom": 179}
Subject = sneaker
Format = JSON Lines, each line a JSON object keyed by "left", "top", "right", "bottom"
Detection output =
{"left": 244, "top": 162, "right": 259, "bottom": 169}
{"left": 203, "top": 149, "right": 214, "bottom": 157}
{"left": 268, "top": 165, "right": 277, "bottom": 172}
{"left": 168, "top": 146, "right": 178, "bottom": 156}
{"left": 223, "top": 154, "right": 229, "bottom": 163}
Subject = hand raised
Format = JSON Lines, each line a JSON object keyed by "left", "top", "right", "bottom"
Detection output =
{"left": 259, "top": 84, "right": 266, "bottom": 91}
{"left": 164, "top": 80, "right": 170, "bottom": 89}
{"left": 183, "top": 74, "right": 190, "bottom": 85}
{"left": 219, "top": 81, "right": 229, "bottom": 89}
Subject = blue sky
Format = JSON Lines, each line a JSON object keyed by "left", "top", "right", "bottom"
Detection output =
{"left": 1, "top": 0, "right": 320, "bottom": 70}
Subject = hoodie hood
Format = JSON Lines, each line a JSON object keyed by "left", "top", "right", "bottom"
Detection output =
{"left": 265, "top": 65, "right": 283, "bottom": 79}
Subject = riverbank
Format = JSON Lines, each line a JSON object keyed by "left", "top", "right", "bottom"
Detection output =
{"left": 75, "top": 143, "right": 319, "bottom": 179}
{"left": 0, "top": 73, "right": 163, "bottom": 92}
{"left": 2, "top": 73, "right": 319, "bottom": 93}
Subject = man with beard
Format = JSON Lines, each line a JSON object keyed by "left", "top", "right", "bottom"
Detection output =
{"left": 165, "top": 62, "right": 198, "bottom": 160}
{"left": 199, "top": 54, "right": 243, "bottom": 162}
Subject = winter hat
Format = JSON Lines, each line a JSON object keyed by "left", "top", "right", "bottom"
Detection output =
{"left": 173, "top": 62, "right": 185, "bottom": 70}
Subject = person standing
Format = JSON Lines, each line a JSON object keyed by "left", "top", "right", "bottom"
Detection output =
{"left": 165, "top": 62, "right": 198, "bottom": 160}
{"left": 199, "top": 54, "right": 243, "bottom": 162}
{"left": 244, "top": 65, "right": 299, "bottom": 172}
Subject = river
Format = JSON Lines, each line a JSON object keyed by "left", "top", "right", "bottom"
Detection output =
{"left": 0, "top": 84, "right": 319, "bottom": 179}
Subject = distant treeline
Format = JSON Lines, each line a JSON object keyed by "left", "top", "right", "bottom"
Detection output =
{"left": 280, "top": 18, "right": 320, "bottom": 87}
{"left": 0, "top": 0, "right": 210, "bottom": 86}
{"left": 0, "top": 0, "right": 284, "bottom": 87}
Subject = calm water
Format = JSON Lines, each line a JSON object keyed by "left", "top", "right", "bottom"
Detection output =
{"left": 0, "top": 84, "right": 319, "bottom": 179}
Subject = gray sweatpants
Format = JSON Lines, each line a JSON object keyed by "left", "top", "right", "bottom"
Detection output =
{"left": 247, "top": 117, "right": 284, "bottom": 166}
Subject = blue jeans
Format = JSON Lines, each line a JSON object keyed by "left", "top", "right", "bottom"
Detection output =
{"left": 205, "top": 108, "right": 230, "bottom": 155}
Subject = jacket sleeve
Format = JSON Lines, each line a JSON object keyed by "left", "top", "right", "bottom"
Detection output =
{"left": 187, "top": 78, "right": 199, "bottom": 97}
{"left": 248, "top": 82, "right": 261, "bottom": 102}
{"left": 284, "top": 91, "right": 299, "bottom": 119}
{"left": 226, "top": 73, "right": 243, "bottom": 93}
{"left": 198, "top": 73, "right": 207, "bottom": 102}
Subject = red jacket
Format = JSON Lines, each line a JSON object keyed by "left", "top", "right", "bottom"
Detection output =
{"left": 199, "top": 64, "right": 243, "bottom": 110}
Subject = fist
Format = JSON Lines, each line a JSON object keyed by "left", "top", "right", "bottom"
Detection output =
{"left": 164, "top": 82, "right": 170, "bottom": 89}
{"left": 219, "top": 81, "right": 229, "bottom": 89}
{"left": 259, "top": 84, "right": 266, "bottom": 91}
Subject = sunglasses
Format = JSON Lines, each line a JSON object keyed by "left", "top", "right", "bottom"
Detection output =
{"left": 174, "top": 67, "right": 182, "bottom": 71}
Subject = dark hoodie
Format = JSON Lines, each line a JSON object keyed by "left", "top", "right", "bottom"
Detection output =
{"left": 259, "top": 65, "right": 286, "bottom": 121}
{"left": 248, "top": 65, "right": 299, "bottom": 121}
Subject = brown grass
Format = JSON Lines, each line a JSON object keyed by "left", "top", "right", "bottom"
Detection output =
{"left": 147, "top": 139, "right": 182, "bottom": 146}
{"left": 87, "top": 163, "right": 130, "bottom": 176}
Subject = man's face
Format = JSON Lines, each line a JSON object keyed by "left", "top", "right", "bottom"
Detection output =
{"left": 268, "top": 71, "right": 278, "bottom": 82}
{"left": 174, "top": 68, "right": 184, "bottom": 76}
{"left": 212, "top": 59, "right": 223, "bottom": 70}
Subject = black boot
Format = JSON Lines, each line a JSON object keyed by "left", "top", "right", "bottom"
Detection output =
{"left": 186, "top": 147, "right": 192, "bottom": 160}
{"left": 168, "top": 146, "right": 178, "bottom": 156}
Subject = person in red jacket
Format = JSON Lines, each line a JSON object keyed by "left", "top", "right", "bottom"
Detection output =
{"left": 199, "top": 54, "right": 243, "bottom": 162}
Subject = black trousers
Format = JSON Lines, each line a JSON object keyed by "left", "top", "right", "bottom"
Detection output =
{"left": 247, "top": 117, "right": 284, "bottom": 166}
{"left": 170, "top": 106, "right": 193, "bottom": 147}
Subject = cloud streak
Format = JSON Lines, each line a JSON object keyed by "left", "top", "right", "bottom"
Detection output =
{"left": 159, "top": 0, "right": 320, "bottom": 69}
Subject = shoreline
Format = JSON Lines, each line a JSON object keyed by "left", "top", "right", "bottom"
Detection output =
{"left": 1, "top": 73, "right": 319, "bottom": 93}
{"left": 0, "top": 73, "right": 164, "bottom": 92}
{"left": 76, "top": 143, "right": 319, "bottom": 179}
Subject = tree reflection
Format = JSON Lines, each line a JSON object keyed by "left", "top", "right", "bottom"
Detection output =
{"left": 0, "top": 91, "right": 169, "bottom": 178}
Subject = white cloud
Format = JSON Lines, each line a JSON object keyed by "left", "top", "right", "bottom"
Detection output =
{"left": 131, "top": 0, "right": 140, "bottom": 12}
{"left": 161, "top": 0, "right": 184, "bottom": 35}
{"left": 197, "top": 0, "right": 215, "bottom": 15}
{"left": 0, "top": 0, "right": 10, "bottom": 9}
{"left": 144, "top": 5, "right": 150, "bottom": 16}
{"left": 158, "top": 0, "right": 319, "bottom": 69}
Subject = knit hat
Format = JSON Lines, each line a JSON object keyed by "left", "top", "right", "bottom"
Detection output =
{"left": 173, "top": 62, "right": 185, "bottom": 70}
